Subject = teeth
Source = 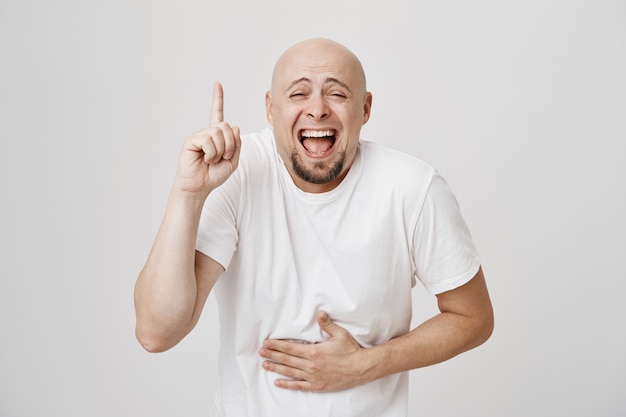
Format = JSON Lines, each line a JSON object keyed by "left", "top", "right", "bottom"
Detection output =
{"left": 301, "top": 130, "right": 335, "bottom": 138}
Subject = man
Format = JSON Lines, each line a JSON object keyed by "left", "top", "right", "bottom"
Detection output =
{"left": 135, "top": 38, "right": 494, "bottom": 416}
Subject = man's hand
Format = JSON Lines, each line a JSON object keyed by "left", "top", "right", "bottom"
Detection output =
{"left": 259, "top": 312, "right": 371, "bottom": 392}
{"left": 174, "top": 82, "right": 241, "bottom": 197}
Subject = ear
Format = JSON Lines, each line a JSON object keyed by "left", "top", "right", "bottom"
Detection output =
{"left": 362, "top": 92, "right": 372, "bottom": 125}
{"left": 265, "top": 91, "right": 274, "bottom": 125}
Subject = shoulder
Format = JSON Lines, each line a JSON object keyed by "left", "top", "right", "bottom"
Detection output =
{"left": 358, "top": 140, "right": 436, "bottom": 189}
{"left": 230, "top": 128, "right": 282, "bottom": 194}
{"left": 239, "top": 128, "right": 275, "bottom": 160}
{"left": 236, "top": 128, "right": 279, "bottom": 173}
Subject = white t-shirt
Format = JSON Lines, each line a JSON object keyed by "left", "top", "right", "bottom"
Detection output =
{"left": 196, "top": 128, "right": 481, "bottom": 417}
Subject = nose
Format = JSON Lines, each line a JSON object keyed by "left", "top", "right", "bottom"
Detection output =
{"left": 306, "top": 94, "right": 329, "bottom": 120}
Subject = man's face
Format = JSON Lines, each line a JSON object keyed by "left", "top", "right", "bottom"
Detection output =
{"left": 266, "top": 40, "right": 372, "bottom": 193}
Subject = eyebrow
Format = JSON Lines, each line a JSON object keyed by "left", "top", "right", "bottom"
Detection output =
{"left": 286, "top": 77, "right": 352, "bottom": 92}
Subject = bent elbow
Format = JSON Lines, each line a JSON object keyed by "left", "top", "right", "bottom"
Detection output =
{"left": 135, "top": 327, "right": 176, "bottom": 353}
{"left": 477, "top": 308, "right": 495, "bottom": 347}
{"left": 484, "top": 316, "right": 495, "bottom": 344}
{"left": 137, "top": 338, "right": 169, "bottom": 354}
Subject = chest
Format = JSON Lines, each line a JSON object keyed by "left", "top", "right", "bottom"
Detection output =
{"left": 228, "top": 186, "right": 415, "bottom": 345}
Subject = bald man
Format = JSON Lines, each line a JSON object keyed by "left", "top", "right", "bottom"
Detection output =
{"left": 135, "top": 38, "right": 493, "bottom": 416}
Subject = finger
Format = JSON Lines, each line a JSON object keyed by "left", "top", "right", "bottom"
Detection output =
{"left": 184, "top": 133, "right": 213, "bottom": 157}
{"left": 190, "top": 130, "right": 222, "bottom": 164}
{"left": 259, "top": 346, "right": 312, "bottom": 368}
{"left": 200, "top": 138, "right": 217, "bottom": 164}
{"left": 209, "top": 126, "right": 227, "bottom": 162}
{"left": 224, "top": 125, "right": 241, "bottom": 160}
{"left": 274, "top": 377, "right": 314, "bottom": 391}
{"left": 262, "top": 360, "right": 310, "bottom": 381}
{"left": 210, "top": 81, "right": 224, "bottom": 126}
{"left": 262, "top": 339, "right": 309, "bottom": 359}
{"left": 317, "top": 311, "right": 343, "bottom": 337}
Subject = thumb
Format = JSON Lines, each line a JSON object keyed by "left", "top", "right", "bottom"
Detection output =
{"left": 317, "top": 311, "right": 343, "bottom": 338}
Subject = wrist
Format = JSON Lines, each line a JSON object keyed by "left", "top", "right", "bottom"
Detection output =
{"left": 355, "top": 345, "right": 380, "bottom": 385}
{"left": 165, "top": 188, "right": 210, "bottom": 225}
{"left": 357, "top": 343, "right": 394, "bottom": 385}
{"left": 169, "top": 186, "right": 209, "bottom": 207}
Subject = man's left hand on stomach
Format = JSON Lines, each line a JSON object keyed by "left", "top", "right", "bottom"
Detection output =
{"left": 259, "top": 311, "right": 371, "bottom": 392}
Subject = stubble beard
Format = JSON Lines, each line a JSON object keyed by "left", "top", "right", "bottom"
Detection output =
{"left": 290, "top": 150, "right": 346, "bottom": 185}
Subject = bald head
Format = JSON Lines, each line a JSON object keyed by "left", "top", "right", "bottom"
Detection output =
{"left": 264, "top": 38, "right": 373, "bottom": 193}
{"left": 270, "top": 38, "right": 367, "bottom": 98}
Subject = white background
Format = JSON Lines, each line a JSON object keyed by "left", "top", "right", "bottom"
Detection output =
{"left": 1, "top": 1, "right": 625, "bottom": 416}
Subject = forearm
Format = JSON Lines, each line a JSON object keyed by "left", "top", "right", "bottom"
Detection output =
{"left": 361, "top": 310, "right": 493, "bottom": 383}
{"left": 260, "top": 270, "right": 493, "bottom": 392}
{"left": 362, "top": 269, "right": 493, "bottom": 382}
{"left": 134, "top": 189, "right": 206, "bottom": 351}
{"left": 259, "top": 305, "right": 493, "bottom": 392}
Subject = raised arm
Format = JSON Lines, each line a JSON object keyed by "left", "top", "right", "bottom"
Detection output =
{"left": 134, "top": 83, "right": 241, "bottom": 353}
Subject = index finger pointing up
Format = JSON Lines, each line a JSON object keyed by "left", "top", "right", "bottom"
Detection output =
{"left": 210, "top": 81, "right": 224, "bottom": 125}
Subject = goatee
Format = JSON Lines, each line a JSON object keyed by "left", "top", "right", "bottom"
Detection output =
{"left": 290, "top": 151, "right": 346, "bottom": 185}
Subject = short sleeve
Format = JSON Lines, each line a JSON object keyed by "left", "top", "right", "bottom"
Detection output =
{"left": 196, "top": 170, "right": 241, "bottom": 270}
{"left": 412, "top": 172, "right": 481, "bottom": 295}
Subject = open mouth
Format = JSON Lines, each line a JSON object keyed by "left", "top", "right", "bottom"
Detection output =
{"left": 298, "top": 130, "right": 336, "bottom": 156}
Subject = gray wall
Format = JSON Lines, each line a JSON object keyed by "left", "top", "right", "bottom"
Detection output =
{"left": 1, "top": 1, "right": 624, "bottom": 416}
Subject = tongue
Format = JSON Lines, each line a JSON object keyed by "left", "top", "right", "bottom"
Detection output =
{"left": 302, "top": 138, "right": 333, "bottom": 154}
